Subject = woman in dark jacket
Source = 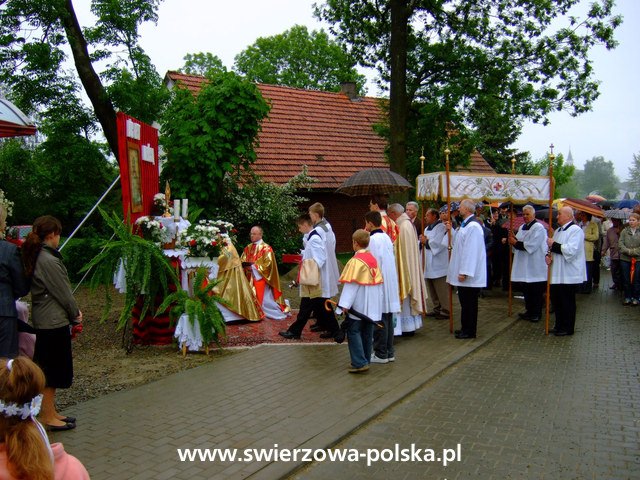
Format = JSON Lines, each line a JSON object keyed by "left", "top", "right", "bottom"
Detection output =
{"left": 0, "top": 205, "right": 29, "bottom": 357}
{"left": 22, "top": 216, "right": 82, "bottom": 431}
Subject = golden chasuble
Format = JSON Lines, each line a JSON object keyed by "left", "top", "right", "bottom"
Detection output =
{"left": 395, "top": 213, "right": 427, "bottom": 315}
{"left": 339, "top": 250, "right": 383, "bottom": 285}
{"left": 215, "top": 242, "right": 264, "bottom": 321}
{"left": 381, "top": 213, "right": 399, "bottom": 243}
{"left": 240, "top": 241, "right": 285, "bottom": 307}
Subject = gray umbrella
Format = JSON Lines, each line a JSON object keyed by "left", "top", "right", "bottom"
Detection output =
{"left": 605, "top": 209, "right": 631, "bottom": 220}
{"left": 336, "top": 168, "right": 413, "bottom": 197}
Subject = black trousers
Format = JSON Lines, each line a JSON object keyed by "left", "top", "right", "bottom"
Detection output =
{"left": 288, "top": 297, "right": 338, "bottom": 336}
{"left": 523, "top": 281, "right": 546, "bottom": 317}
{"left": 458, "top": 286, "right": 480, "bottom": 336}
{"left": 287, "top": 297, "right": 317, "bottom": 336}
{"left": 550, "top": 283, "right": 578, "bottom": 334}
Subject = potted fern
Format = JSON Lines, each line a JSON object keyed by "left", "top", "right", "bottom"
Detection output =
{"left": 157, "top": 267, "right": 227, "bottom": 355}
{"left": 81, "top": 209, "right": 180, "bottom": 331}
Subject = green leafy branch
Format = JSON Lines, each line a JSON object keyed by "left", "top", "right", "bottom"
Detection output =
{"left": 157, "top": 267, "right": 227, "bottom": 347}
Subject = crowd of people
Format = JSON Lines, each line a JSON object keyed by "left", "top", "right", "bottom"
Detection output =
{"left": 0, "top": 194, "right": 636, "bottom": 476}
{"left": 274, "top": 197, "right": 640, "bottom": 374}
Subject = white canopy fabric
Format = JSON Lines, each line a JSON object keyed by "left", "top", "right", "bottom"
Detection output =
{"left": 416, "top": 172, "right": 551, "bottom": 204}
{"left": 0, "top": 98, "right": 36, "bottom": 137}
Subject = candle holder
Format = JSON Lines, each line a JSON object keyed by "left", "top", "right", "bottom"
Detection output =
{"left": 163, "top": 181, "right": 172, "bottom": 218}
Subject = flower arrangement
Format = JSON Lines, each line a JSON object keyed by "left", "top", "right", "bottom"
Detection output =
{"left": 134, "top": 216, "right": 164, "bottom": 243}
{"left": 179, "top": 219, "right": 235, "bottom": 259}
{"left": 152, "top": 193, "right": 173, "bottom": 216}
{"left": 0, "top": 189, "right": 14, "bottom": 217}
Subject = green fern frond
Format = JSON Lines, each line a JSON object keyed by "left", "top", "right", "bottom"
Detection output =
{"left": 80, "top": 208, "right": 179, "bottom": 331}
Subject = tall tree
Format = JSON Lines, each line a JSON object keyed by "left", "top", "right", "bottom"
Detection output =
{"left": 627, "top": 152, "right": 640, "bottom": 194}
{"left": 181, "top": 52, "right": 227, "bottom": 76}
{"left": 0, "top": 0, "right": 166, "bottom": 158}
{"left": 160, "top": 71, "right": 270, "bottom": 208}
{"left": 527, "top": 153, "right": 577, "bottom": 199}
{"left": 316, "top": 0, "right": 622, "bottom": 175}
{"left": 582, "top": 156, "right": 619, "bottom": 199}
{"left": 234, "top": 25, "right": 366, "bottom": 92}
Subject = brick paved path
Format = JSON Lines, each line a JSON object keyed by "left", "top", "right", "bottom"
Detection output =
{"left": 52, "top": 288, "right": 514, "bottom": 479}
{"left": 293, "top": 283, "right": 640, "bottom": 479}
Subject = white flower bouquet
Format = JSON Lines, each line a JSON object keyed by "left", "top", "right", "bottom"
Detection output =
{"left": 134, "top": 216, "right": 165, "bottom": 243}
{"left": 179, "top": 219, "right": 235, "bottom": 259}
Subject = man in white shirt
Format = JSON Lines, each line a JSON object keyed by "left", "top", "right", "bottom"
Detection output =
{"left": 420, "top": 207, "right": 449, "bottom": 319}
{"left": 508, "top": 205, "right": 548, "bottom": 322}
{"left": 545, "top": 206, "right": 587, "bottom": 336}
{"left": 444, "top": 199, "right": 486, "bottom": 339}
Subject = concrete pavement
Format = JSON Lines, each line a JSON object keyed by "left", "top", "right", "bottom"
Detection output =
{"left": 51, "top": 278, "right": 639, "bottom": 479}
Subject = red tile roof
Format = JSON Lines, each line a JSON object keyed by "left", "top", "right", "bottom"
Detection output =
{"left": 165, "top": 71, "right": 390, "bottom": 189}
{"left": 457, "top": 149, "right": 496, "bottom": 174}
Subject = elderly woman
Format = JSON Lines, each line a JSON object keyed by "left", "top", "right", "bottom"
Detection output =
{"left": 618, "top": 213, "right": 640, "bottom": 306}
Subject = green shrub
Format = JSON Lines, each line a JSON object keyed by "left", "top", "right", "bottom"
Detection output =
{"left": 60, "top": 237, "right": 104, "bottom": 283}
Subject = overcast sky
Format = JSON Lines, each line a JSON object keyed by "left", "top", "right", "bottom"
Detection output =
{"left": 76, "top": 0, "right": 640, "bottom": 181}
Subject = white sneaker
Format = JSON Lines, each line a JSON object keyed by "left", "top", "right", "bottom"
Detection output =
{"left": 388, "top": 356, "right": 395, "bottom": 362}
{"left": 370, "top": 354, "right": 389, "bottom": 364}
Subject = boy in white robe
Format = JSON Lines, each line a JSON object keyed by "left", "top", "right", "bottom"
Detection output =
{"left": 365, "top": 211, "right": 401, "bottom": 363}
{"left": 279, "top": 214, "right": 326, "bottom": 339}
{"left": 336, "top": 230, "right": 384, "bottom": 373}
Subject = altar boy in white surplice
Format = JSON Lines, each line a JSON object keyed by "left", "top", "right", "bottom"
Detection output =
{"left": 336, "top": 230, "right": 384, "bottom": 374}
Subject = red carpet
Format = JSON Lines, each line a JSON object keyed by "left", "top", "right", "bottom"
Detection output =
{"left": 221, "top": 312, "right": 335, "bottom": 347}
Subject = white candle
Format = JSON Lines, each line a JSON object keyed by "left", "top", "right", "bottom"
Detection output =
{"left": 182, "top": 199, "right": 188, "bottom": 219}
{"left": 173, "top": 199, "right": 180, "bottom": 220}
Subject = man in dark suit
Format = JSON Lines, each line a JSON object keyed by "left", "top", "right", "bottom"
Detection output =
{"left": 0, "top": 206, "right": 30, "bottom": 357}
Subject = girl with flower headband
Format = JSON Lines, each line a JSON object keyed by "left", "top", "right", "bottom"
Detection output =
{"left": 22, "top": 216, "right": 82, "bottom": 431}
{"left": 0, "top": 357, "right": 89, "bottom": 479}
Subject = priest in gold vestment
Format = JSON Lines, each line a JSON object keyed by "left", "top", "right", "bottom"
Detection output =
{"left": 215, "top": 236, "right": 263, "bottom": 322}
{"left": 240, "top": 226, "right": 287, "bottom": 320}
{"left": 388, "top": 203, "right": 428, "bottom": 335}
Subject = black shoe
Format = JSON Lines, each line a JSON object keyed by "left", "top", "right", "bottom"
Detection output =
{"left": 455, "top": 332, "right": 476, "bottom": 339}
{"left": 528, "top": 316, "right": 541, "bottom": 323}
{"left": 518, "top": 312, "right": 531, "bottom": 320}
{"left": 554, "top": 331, "right": 571, "bottom": 336}
{"left": 319, "top": 331, "right": 338, "bottom": 339}
{"left": 278, "top": 330, "right": 300, "bottom": 340}
{"left": 434, "top": 313, "right": 450, "bottom": 320}
{"left": 454, "top": 329, "right": 462, "bottom": 335}
{"left": 46, "top": 422, "right": 76, "bottom": 432}
{"left": 61, "top": 416, "right": 76, "bottom": 424}
{"left": 310, "top": 324, "right": 324, "bottom": 332}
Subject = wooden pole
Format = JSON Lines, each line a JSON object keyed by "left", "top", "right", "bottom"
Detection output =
{"left": 445, "top": 145, "right": 453, "bottom": 334}
{"left": 508, "top": 158, "right": 516, "bottom": 316}
{"left": 419, "top": 150, "right": 428, "bottom": 318}
{"left": 545, "top": 145, "right": 556, "bottom": 335}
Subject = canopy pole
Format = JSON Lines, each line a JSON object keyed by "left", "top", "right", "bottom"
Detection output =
{"left": 445, "top": 145, "right": 453, "bottom": 334}
{"left": 60, "top": 175, "right": 121, "bottom": 252}
{"left": 508, "top": 158, "right": 516, "bottom": 317}
{"left": 420, "top": 149, "right": 425, "bottom": 246}
{"left": 545, "top": 146, "right": 556, "bottom": 335}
